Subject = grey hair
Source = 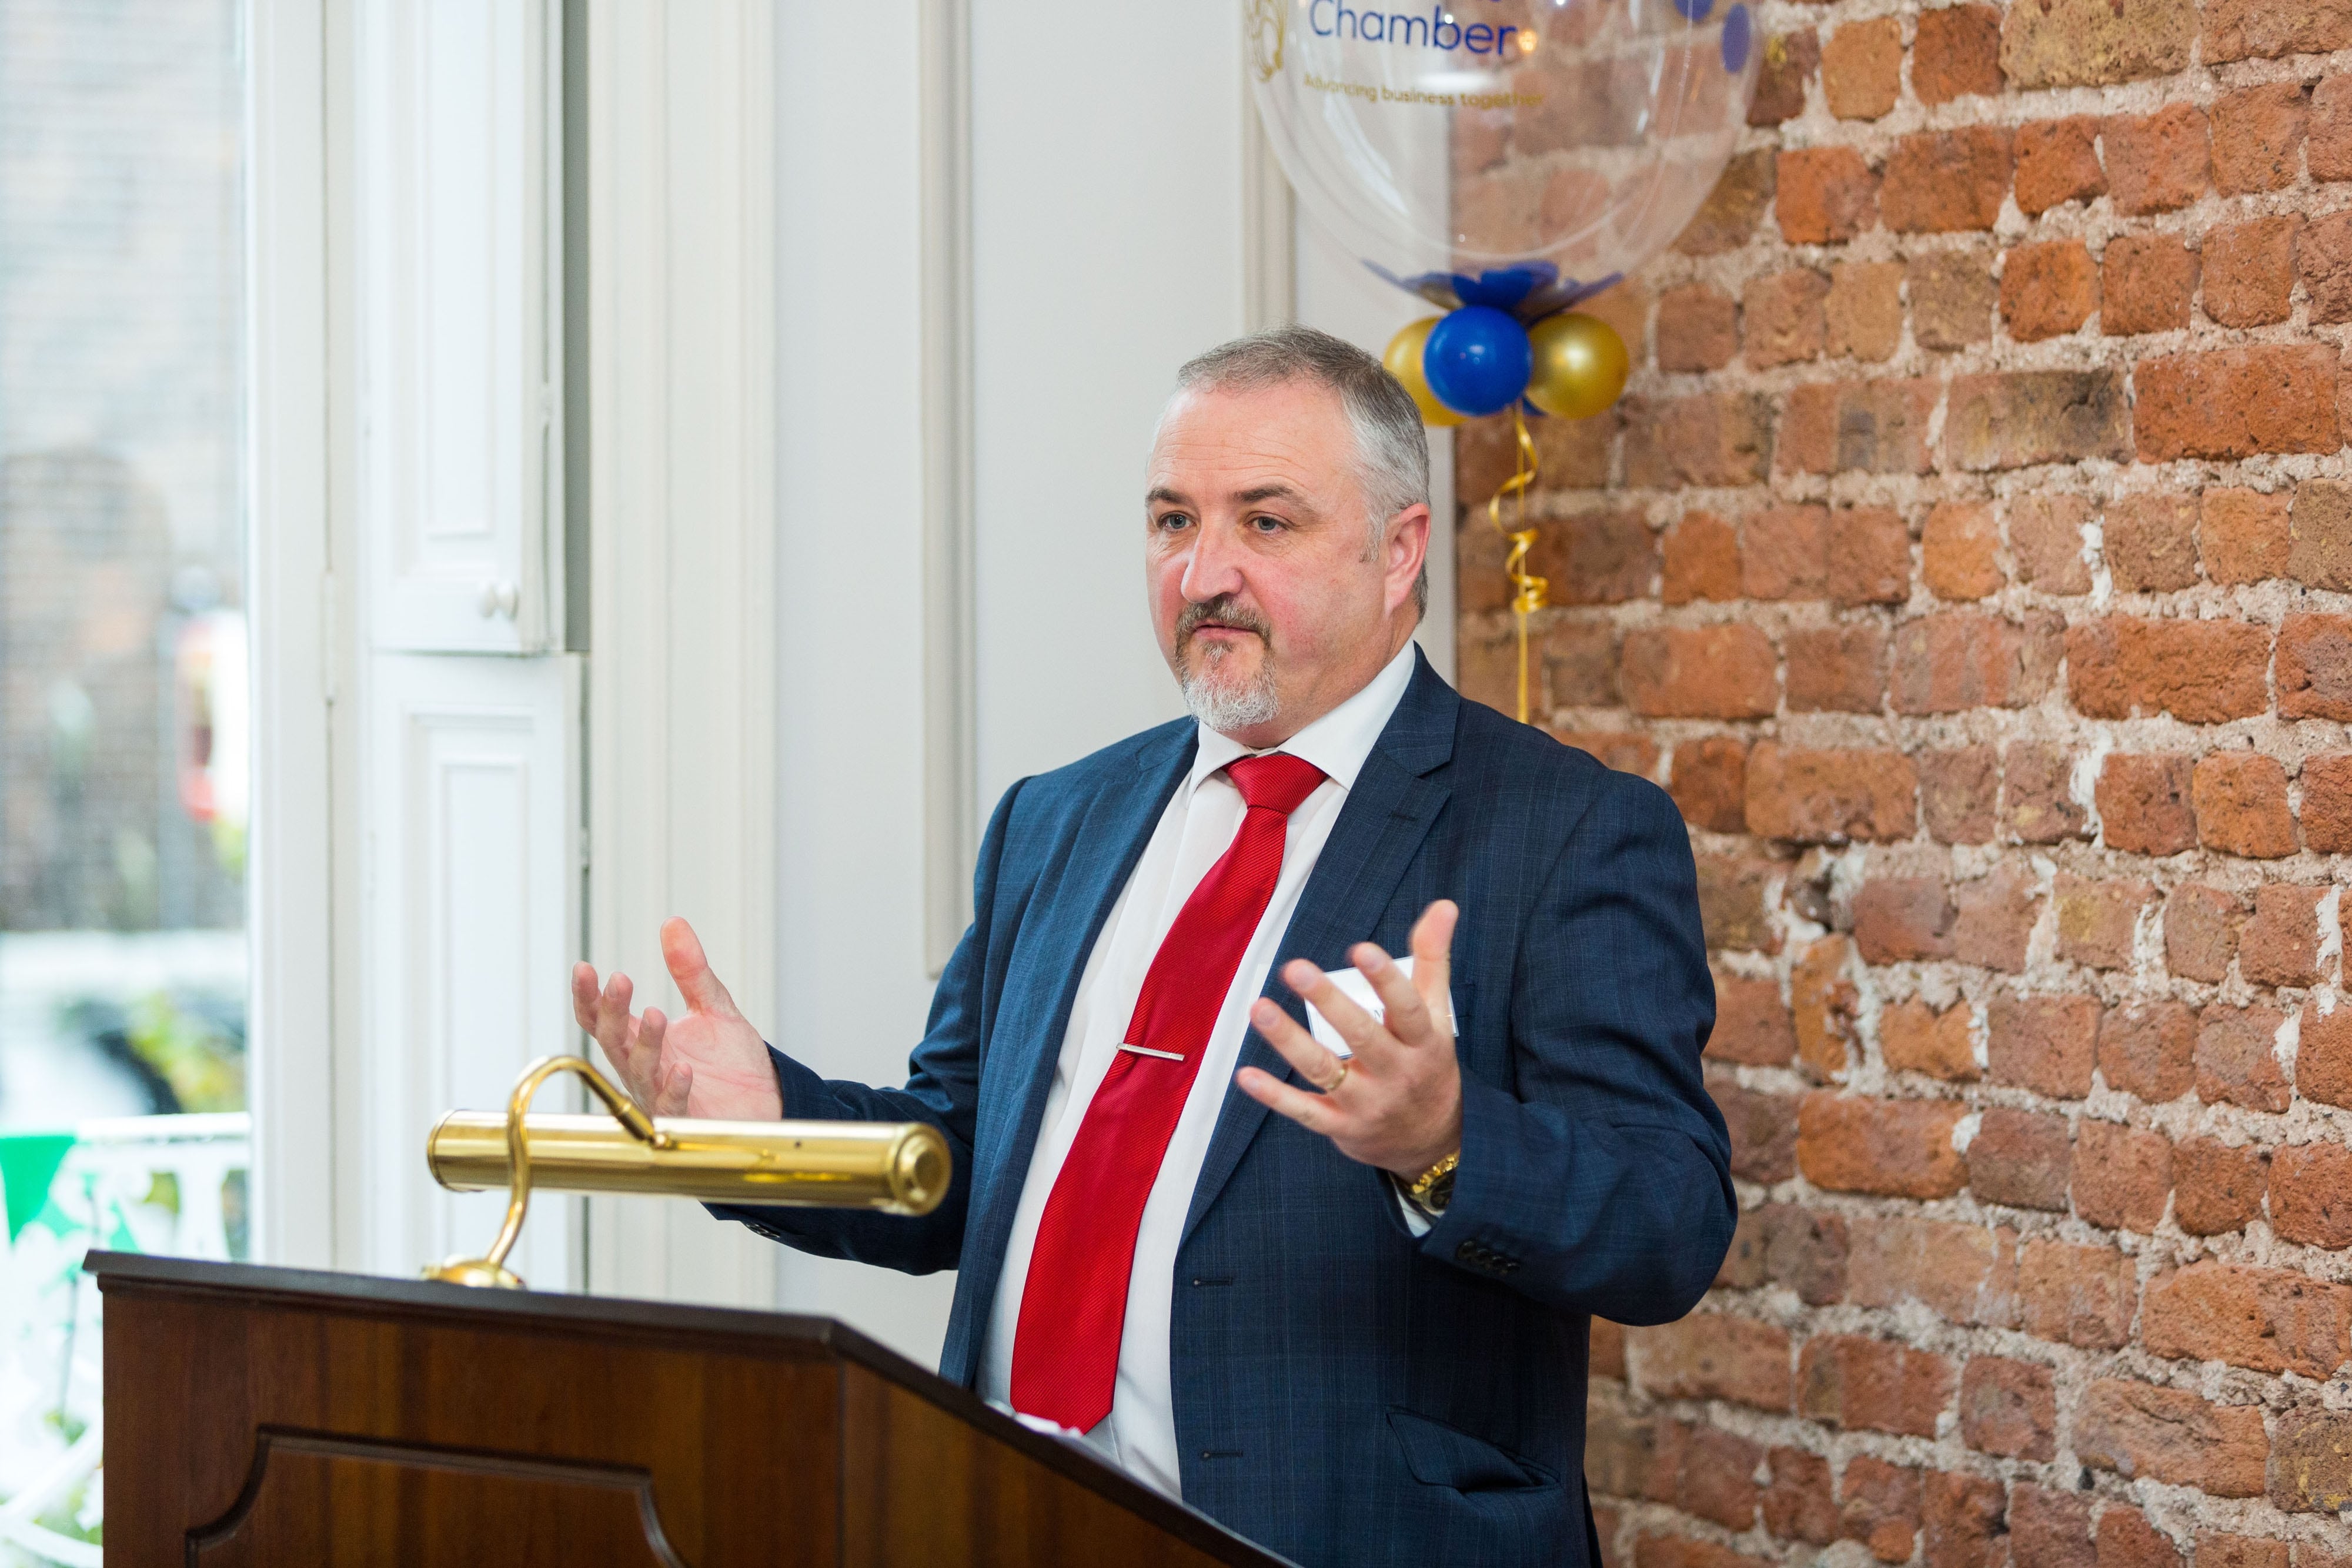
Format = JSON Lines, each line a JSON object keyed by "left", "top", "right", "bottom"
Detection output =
{"left": 1166, "top": 324, "right": 1432, "bottom": 617}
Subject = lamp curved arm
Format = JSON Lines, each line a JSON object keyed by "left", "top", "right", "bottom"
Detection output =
{"left": 485, "top": 1056, "right": 671, "bottom": 1271}
{"left": 426, "top": 1055, "right": 669, "bottom": 1289}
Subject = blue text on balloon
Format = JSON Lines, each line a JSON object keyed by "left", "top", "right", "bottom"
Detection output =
{"left": 1309, "top": 2, "right": 1524, "bottom": 55}
{"left": 1720, "top": 5, "right": 1752, "bottom": 73}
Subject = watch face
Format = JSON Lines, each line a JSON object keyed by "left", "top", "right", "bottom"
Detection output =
{"left": 1424, "top": 1171, "right": 1456, "bottom": 1212}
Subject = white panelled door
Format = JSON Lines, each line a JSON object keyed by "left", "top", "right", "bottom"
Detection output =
{"left": 360, "top": 655, "right": 580, "bottom": 1286}
{"left": 355, "top": 0, "right": 562, "bottom": 654}
{"left": 348, "top": 0, "right": 582, "bottom": 1288}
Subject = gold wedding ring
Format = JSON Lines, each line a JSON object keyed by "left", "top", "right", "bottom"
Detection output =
{"left": 1324, "top": 1057, "right": 1349, "bottom": 1094}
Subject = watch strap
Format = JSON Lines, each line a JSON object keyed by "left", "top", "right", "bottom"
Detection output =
{"left": 1407, "top": 1150, "right": 1460, "bottom": 1213}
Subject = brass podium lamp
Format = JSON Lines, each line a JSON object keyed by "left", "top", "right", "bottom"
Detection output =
{"left": 423, "top": 1055, "right": 951, "bottom": 1288}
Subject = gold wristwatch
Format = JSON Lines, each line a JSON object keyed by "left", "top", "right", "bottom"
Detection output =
{"left": 1406, "top": 1151, "right": 1460, "bottom": 1216}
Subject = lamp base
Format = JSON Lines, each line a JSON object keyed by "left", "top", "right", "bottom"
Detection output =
{"left": 423, "top": 1255, "right": 525, "bottom": 1289}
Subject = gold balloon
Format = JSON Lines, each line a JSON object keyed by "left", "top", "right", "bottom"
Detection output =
{"left": 1382, "top": 316, "right": 1464, "bottom": 427}
{"left": 1525, "top": 312, "right": 1629, "bottom": 420}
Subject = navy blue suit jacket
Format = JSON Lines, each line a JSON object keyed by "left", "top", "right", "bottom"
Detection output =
{"left": 721, "top": 652, "right": 1732, "bottom": 1566}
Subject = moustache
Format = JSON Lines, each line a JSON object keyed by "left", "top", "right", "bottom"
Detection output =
{"left": 1175, "top": 597, "right": 1272, "bottom": 646}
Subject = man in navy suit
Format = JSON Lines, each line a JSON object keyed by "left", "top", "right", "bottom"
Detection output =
{"left": 573, "top": 325, "right": 1732, "bottom": 1566}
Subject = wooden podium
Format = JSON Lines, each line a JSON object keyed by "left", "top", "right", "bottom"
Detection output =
{"left": 89, "top": 1253, "right": 1293, "bottom": 1566}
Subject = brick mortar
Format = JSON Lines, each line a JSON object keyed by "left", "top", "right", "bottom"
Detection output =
{"left": 1455, "top": 1, "right": 2352, "bottom": 1560}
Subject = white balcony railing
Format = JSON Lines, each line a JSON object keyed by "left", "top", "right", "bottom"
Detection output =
{"left": 0, "top": 1112, "right": 250, "bottom": 1567}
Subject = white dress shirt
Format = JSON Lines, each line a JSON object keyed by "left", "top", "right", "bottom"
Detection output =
{"left": 978, "top": 639, "right": 1421, "bottom": 1497}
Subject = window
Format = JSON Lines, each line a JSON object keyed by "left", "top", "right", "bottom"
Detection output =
{"left": 0, "top": 1, "right": 252, "bottom": 1559}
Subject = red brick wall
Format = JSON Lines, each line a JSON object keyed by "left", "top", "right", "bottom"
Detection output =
{"left": 1452, "top": 4, "right": 2352, "bottom": 1563}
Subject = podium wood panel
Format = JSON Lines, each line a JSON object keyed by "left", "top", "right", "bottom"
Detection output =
{"left": 91, "top": 1253, "right": 1289, "bottom": 1568}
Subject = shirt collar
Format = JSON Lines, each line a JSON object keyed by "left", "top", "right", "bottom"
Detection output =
{"left": 1188, "top": 638, "right": 1421, "bottom": 798}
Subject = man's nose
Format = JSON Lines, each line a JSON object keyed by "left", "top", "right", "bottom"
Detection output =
{"left": 1179, "top": 521, "right": 1247, "bottom": 602}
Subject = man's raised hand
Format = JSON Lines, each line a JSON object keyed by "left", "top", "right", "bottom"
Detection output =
{"left": 569, "top": 917, "right": 783, "bottom": 1122}
{"left": 1234, "top": 899, "right": 1463, "bottom": 1180}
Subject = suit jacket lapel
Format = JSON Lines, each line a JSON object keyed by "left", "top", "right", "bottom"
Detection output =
{"left": 1180, "top": 652, "right": 1459, "bottom": 1245}
{"left": 961, "top": 724, "right": 1195, "bottom": 1292}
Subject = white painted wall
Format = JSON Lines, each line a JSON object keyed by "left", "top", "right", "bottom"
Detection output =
{"left": 966, "top": 3, "right": 1241, "bottom": 806}
{"left": 770, "top": 4, "right": 1453, "bottom": 1366}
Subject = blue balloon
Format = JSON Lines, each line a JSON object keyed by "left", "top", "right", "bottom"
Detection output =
{"left": 1422, "top": 307, "right": 1533, "bottom": 419}
{"left": 1450, "top": 263, "right": 1552, "bottom": 311}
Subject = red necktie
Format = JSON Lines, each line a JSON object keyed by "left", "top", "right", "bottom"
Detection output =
{"left": 1009, "top": 751, "right": 1327, "bottom": 1430}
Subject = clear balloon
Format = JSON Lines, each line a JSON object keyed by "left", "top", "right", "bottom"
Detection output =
{"left": 1247, "top": 0, "right": 1758, "bottom": 308}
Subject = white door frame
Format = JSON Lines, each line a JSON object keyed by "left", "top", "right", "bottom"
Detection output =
{"left": 579, "top": 0, "right": 781, "bottom": 1309}
{"left": 245, "top": 0, "right": 339, "bottom": 1269}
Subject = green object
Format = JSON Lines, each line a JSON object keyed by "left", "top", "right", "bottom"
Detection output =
{"left": 31, "top": 1195, "right": 77, "bottom": 1240}
{"left": 126, "top": 991, "right": 246, "bottom": 1113}
{"left": 143, "top": 1170, "right": 182, "bottom": 1216}
{"left": 0, "top": 1134, "right": 76, "bottom": 1244}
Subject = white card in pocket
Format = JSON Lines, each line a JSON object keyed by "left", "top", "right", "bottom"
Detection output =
{"left": 1302, "top": 955, "right": 1458, "bottom": 1059}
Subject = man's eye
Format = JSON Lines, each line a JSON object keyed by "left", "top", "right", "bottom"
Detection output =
{"left": 1157, "top": 513, "right": 1192, "bottom": 531}
{"left": 1251, "top": 515, "right": 1285, "bottom": 533}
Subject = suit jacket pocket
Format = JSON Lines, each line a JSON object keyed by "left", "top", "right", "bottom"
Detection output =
{"left": 1386, "top": 1407, "right": 1558, "bottom": 1493}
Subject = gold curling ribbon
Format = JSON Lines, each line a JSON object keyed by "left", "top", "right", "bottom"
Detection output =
{"left": 1486, "top": 407, "right": 1545, "bottom": 724}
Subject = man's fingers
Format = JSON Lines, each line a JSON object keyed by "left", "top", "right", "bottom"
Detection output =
{"left": 1351, "top": 942, "right": 1436, "bottom": 1048}
{"left": 589, "top": 1018, "right": 646, "bottom": 1100}
{"left": 1278, "top": 958, "right": 1391, "bottom": 1061}
{"left": 1251, "top": 998, "right": 1349, "bottom": 1091}
{"left": 1409, "top": 900, "right": 1459, "bottom": 1035}
{"left": 612, "top": 1005, "right": 667, "bottom": 1108}
{"left": 596, "top": 972, "right": 639, "bottom": 1058}
{"left": 1235, "top": 1065, "right": 1337, "bottom": 1134}
{"left": 580, "top": 971, "right": 625, "bottom": 1060}
{"left": 652, "top": 1057, "right": 692, "bottom": 1118}
{"left": 570, "top": 963, "right": 602, "bottom": 1035}
{"left": 661, "top": 916, "right": 741, "bottom": 1018}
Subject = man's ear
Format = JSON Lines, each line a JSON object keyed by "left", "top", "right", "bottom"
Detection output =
{"left": 1385, "top": 503, "right": 1432, "bottom": 613}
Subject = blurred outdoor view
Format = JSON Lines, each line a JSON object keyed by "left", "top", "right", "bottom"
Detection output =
{"left": 0, "top": 1, "right": 253, "bottom": 1562}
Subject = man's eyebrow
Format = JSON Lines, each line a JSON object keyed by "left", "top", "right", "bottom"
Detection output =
{"left": 1145, "top": 480, "right": 1320, "bottom": 511}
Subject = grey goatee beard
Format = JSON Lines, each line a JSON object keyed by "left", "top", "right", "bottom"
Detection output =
{"left": 1175, "top": 596, "right": 1280, "bottom": 733}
